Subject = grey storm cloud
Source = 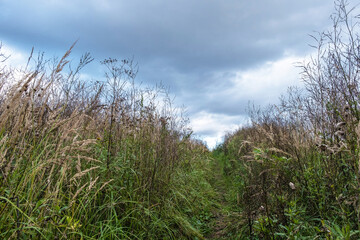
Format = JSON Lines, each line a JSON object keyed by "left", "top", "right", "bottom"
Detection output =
{"left": 1, "top": 0, "right": 334, "bottom": 68}
{"left": 0, "top": 0, "right": 355, "bottom": 147}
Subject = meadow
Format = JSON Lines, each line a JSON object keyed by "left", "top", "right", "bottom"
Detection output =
{"left": 1, "top": 0, "right": 360, "bottom": 239}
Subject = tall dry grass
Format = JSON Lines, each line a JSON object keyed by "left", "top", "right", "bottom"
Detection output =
{"left": 0, "top": 43, "right": 210, "bottom": 239}
{"left": 219, "top": 1, "right": 360, "bottom": 238}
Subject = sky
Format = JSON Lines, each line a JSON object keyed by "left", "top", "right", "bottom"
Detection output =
{"left": 0, "top": 0, "right": 358, "bottom": 148}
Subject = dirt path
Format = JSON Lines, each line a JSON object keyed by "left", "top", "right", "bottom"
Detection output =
{"left": 205, "top": 157, "right": 241, "bottom": 240}
{"left": 208, "top": 188, "right": 228, "bottom": 239}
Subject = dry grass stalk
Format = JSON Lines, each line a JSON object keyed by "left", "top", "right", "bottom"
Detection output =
{"left": 70, "top": 166, "right": 100, "bottom": 182}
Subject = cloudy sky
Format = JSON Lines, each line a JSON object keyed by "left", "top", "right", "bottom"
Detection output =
{"left": 0, "top": 0, "right": 358, "bottom": 148}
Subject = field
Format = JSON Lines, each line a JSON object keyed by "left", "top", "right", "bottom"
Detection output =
{"left": 1, "top": 1, "right": 360, "bottom": 239}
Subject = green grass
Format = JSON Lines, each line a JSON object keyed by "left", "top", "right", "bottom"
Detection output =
{"left": 0, "top": 45, "right": 220, "bottom": 239}
{"left": 2, "top": 2, "right": 360, "bottom": 238}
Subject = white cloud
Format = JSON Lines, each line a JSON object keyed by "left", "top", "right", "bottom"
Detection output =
{"left": 190, "top": 53, "right": 311, "bottom": 149}
{"left": 230, "top": 54, "right": 304, "bottom": 105}
{"left": 1, "top": 42, "right": 28, "bottom": 69}
{"left": 190, "top": 111, "right": 248, "bottom": 149}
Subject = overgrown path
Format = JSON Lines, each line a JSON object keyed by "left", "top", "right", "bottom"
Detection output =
{"left": 205, "top": 155, "right": 243, "bottom": 240}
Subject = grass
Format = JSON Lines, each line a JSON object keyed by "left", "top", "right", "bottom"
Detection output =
{"left": 2, "top": 2, "right": 360, "bottom": 239}
{"left": 2, "top": 40, "right": 358, "bottom": 238}
{"left": 210, "top": 2, "right": 360, "bottom": 237}
{"left": 208, "top": 2, "right": 360, "bottom": 239}
{"left": 0, "top": 44, "right": 220, "bottom": 239}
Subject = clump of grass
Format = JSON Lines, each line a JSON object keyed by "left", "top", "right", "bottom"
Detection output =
{"left": 0, "top": 43, "right": 214, "bottom": 239}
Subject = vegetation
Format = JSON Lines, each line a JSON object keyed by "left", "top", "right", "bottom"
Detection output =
{"left": 2, "top": 0, "right": 360, "bottom": 239}
{"left": 216, "top": 0, "right": 360, "bottom": 239}
{"left": 0, "top": 42, "right": 217, "bottom": 239}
